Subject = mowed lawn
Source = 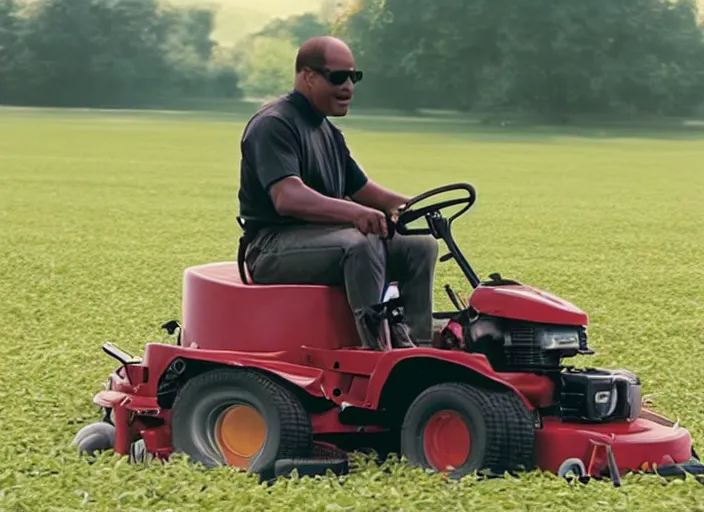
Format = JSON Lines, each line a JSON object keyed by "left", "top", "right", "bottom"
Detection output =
{"left": 1, "top": 107, "right": 703, "bottom": 510}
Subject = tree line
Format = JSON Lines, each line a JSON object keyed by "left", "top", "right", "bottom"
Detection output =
{"left": 334, "top": 0, "right": 704, "bottom": 118}
{"left": 0, "top": 0, "right": 240, "bottom": 107}
{"left": 1, "top": 0, "right": 703, "bottom": 119}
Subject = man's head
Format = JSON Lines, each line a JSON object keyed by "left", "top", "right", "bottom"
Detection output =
{"left": 294, "top": 36, "right": 363, "bottom": 117}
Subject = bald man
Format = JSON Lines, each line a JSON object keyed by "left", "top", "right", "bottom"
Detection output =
{"left": 237, "top": 36, "right": 438, "bottom": 349}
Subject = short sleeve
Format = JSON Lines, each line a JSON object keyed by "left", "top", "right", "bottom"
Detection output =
{"left": 345, "top": 153, "right": 369, "bottom": 197}
{"left": 331, "top": 125, "right": 368, "bottom": 197}
{"left": 242, "top": 115, "right": 301, "bottom": 192}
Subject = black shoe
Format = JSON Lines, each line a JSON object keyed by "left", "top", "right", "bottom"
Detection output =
{"left": 387, "top": 298, "right": 417, "bottom": 349}
{"left": 390, "top": 322, "right": 416, "bottom": 349}
{"left": 353, "top": 304, "right": 392, "bottom": 351}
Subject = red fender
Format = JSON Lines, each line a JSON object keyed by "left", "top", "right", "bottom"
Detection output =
{"left": 93, "top": 390, "right": 160, "bottom": 413}
{"left": 140, "top": 343, "right": 327, "bottom": 398}
{"left": 362, "top": 348, "right": 537, "bottom": 410}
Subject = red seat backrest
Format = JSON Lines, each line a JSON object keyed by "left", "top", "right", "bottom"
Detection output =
{"left": 181, "top": 262, "right": 361, "bottom": 353}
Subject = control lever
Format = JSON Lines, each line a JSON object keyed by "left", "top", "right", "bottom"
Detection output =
{"left": 444, "top": 284, "right": 467, "bottom": 311}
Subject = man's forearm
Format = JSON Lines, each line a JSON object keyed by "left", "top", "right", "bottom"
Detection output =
{"left": 378, "top": 190, "right": 410, "bottom": 212}
{"left": 271, "top": 177, "right": 363, "bottom": 224}
{"left": 351, "top": 181, "right": 409, "bottom": 214}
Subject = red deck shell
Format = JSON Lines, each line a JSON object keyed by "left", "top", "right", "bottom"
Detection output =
{"left": 535, "top": 416, "right": 693, "bottom": 473}
{"left": 181, "top": 262, "right": 361, "bottom": 353}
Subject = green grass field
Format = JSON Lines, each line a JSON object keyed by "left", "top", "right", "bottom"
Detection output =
{"left": 1, "top": 106, "right": 703, "bottom": 510}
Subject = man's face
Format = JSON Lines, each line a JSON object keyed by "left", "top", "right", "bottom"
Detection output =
{"left": 306, "top": 44, "right": 361, "bottom": 117}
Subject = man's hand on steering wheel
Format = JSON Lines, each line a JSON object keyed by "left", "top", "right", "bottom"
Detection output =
{"left": 352, "top": 184, "right": 476, "bottom": 240}
{"left": 383, "top": 202, "right": 410, "bottom": 239}
{"left": 387, "top": 206, "right": 403, "bottom": 224}
{"left": 390, "top": 183, "right": 477, "bottom": 237}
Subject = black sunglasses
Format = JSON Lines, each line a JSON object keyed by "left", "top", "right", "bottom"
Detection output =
{"left": 310, "top": 67, "right": 363, "bottom": 86}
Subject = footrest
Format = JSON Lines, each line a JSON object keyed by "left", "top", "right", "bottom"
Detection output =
{"left": 273, "top": 441, "right": 349, "bottom": 479}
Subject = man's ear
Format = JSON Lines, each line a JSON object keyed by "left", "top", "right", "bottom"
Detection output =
{"left": 302, "top": 68, "right": 317, "bottom": 89}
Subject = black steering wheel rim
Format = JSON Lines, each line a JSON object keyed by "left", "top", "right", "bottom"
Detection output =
{"left": 393, "top": 183, "right": 476, "bottom": 236}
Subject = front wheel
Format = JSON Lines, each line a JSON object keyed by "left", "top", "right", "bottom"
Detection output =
{"left": 170, "top": 368, "right": 314, "bottom": 473}
{"left": 400, "top": 383, "right": 535, "bottom": 477}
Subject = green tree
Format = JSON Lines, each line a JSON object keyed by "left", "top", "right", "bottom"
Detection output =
{"left": 159, "top": 4, "right": 217, "bottom": 95}
{"left": 209, "top": 45, "right": 243, "bottom": 98}
{"left": 255, "top": 12, "right": 329, "bottom": 46}
{"left": 234, "top": 36, "right": 297, "bottom": 99}
{"left": 0, "top": 0, "right": 28, "bottom": 103}
{"left": 227, "top": 10, "right": 332, "bottom": 100}
{"left": 320, "top": 0, "right": 351, "bottom": 24}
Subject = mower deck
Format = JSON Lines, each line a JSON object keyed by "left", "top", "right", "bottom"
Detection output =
{"left": 535, "top": 413, "right": 693, "bottom": 477}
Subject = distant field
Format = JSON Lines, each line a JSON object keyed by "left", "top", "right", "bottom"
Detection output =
{"left": 1, "top": 107, "right": 703, "bottom": 509}
{"left": 167, "top": 0, "right": 326, "bottom": 45}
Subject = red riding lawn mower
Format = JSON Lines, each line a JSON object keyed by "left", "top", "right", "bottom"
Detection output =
{"left": 73, "top": 183, "right": 703, "bottom": 485}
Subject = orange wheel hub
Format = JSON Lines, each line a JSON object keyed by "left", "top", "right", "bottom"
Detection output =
{"left": 422, "top": 410, "right": 471, "bottom": 471}
{"left": 214, "top": 405, "right": 267, "bottom": 468}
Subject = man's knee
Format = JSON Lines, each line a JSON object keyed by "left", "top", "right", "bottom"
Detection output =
{"left": 406, "top": 235, "right": 439, "bottom": 265}
{"left": 420, "top": 235, "right": 439, "bottom": 258}
{"left": 343, "top": 231, "right": 385, "bottom": 262}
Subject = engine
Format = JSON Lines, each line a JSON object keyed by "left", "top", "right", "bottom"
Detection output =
{"left": 463, "top": 314, "right": 593, "bottom": 373}
{"left": 444, "top": 313, "right": 643, "bottom": 424}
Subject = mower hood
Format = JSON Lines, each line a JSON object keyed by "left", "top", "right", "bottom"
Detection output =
{"left": 470, "top": 283, "right": 589, "bottom": 326}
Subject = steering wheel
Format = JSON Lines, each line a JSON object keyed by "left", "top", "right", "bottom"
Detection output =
{"left": 391, "top": 183, "right": 476, "bottom": 237}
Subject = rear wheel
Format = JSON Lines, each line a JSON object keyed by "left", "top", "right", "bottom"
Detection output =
{"left": 400, "top": 383, "right": 535, "bottom": 476}
{"left": 170, "top": 368, "right": 313, "bottom": 473}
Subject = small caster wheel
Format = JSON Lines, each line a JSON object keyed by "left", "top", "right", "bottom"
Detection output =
{"left": 72, "top": 422, "right": 116, "bottom": 457}
{"left": 557, "top": 457, "right": 586, "bottom": 479}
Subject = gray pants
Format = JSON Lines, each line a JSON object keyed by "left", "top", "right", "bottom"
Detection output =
{"left": 245, "top": 224, "right": 439, "bottom": 344}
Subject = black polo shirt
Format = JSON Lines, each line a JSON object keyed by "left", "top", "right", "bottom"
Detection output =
{"left": 237, "top": 90, "right": 368, "bottom": 232}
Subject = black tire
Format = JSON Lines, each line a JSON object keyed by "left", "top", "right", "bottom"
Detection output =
{"left": 72, "top": 422, "right": 116, "bottom": 457}
{"left": 400, "top": 382, "right": 535, "bottom": 476}
{"left": 170, "top": 368, "right": 314, "bottom": 474}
